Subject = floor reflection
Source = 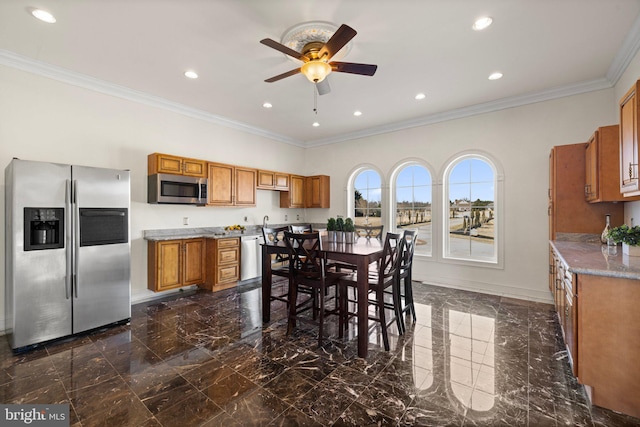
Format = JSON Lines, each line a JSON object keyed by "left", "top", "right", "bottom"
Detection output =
{"left": 0, "top": 282, "right": 638, "bottom": 426}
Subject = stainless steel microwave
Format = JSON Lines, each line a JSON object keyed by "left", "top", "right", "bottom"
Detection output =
{"left": 148, "top": 173, "right": 208, "bottom": 205}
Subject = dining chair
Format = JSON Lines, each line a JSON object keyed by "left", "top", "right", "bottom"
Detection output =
{"left": 262, "top": 226, "right": 295, "bottom": 305}
{"left": 395, "top": 230, "right": 418, "bottom": 333}
{"left": 290, "top": 224, "right": 313, "bottom": 233}
{"left": 338, "top": 232, "right": 403, "bottom": 351}
{"left": 283, "top": 231, "right": 345, "bottom": 347}
{"left": 355, "top": 225, "right": 384, "bottom": 240}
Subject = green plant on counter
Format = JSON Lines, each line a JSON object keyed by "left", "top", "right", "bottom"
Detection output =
{"left": 327, "top": 217, "right": 337, "bottom": 231}
{"left": 607, "top": 224, "right": 640, "bottom": 246}
{"left": 336, "top": 217, "right": 345, "bottom": 231}
{"left": 344, "top": 217, "right": 355, "bottom": 232}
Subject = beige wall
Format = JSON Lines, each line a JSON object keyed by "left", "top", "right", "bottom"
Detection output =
{"left": 0, "top": 55, "right": 627, "bottom": 330}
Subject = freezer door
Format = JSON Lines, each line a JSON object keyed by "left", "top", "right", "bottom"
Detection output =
{"left": 72, "top": 166, "right": 131, "bottom": 333}
{"left": 6, "top": 160, "right": 72, "bottom": 349}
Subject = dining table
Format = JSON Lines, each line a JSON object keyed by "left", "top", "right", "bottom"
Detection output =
{"left": 261, "top": 235, "right": 385, "bottom": 359}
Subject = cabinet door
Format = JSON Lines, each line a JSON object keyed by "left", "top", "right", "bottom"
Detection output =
{"left": 274, "top": 172, "right": 290, "bottom": 191}
{"left": 154, "top": 154, "right": 184, "bottom": 175}
{"left": 257, "top": 170, "right": 275, "bottom": 189}
{"left": 564, "top": 287, "right": 577, "bottom": 375}
{"left": 620, "top": 84, "right": 639, "bottom": 195}
{"left": 235, "top": 167, "right": 257, "bottom": 206}
{"left": 585, "top": 137, "right": 597, "bottom": 202}
{"left": 280, "top": 175, "right": 305, "bottom": 208}
{"left": 306, "top": 175, "right": 330, "bottom": 208}
{"left": 156, "top": 240, "right": 182, "bottom": 291}
{"left": 183, "top": 239, "right": 205, "bottom": 285}
{"left": 208, "top": 163, "right": 234, "bottom": 205}
{"left": 183, "top": 159, "right": 206, "bottom": 177}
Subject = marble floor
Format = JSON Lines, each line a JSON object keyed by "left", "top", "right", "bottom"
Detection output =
{"left": 1, "top": 281, "right": 639, "bottom": 427}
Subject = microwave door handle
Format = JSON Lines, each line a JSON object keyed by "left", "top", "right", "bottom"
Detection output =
{"left": 65, "top": 179, "right": 71, "bottom": 300}
{"left": 73, "top": 180, "right": 79, "bottom": 298}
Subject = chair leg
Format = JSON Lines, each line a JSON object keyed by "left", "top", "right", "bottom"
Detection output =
{"left": 405, "top": 274, "right": 416, "bottom": 322}
{"left": 393, "top": 281, "right": 405, "bottom": 335}
{"left": 338, "top": 284, "right": 345, "bottom": 338}
{"left": 377, "top": 289, "right": 390, "bottom": 351}
{"left": 287, "top": 281, "right": 298, "bottom": 335}
{"left": 318, "top": 286, "right": 325, "bottom": 348}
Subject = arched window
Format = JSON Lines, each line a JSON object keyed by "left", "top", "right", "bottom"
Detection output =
{"left": 393, "top": 163, "right": 432, "bottom": 256}
{"left": 443, "top": 155, "right": 498, "bottom": 263}
{"left": 353, "top": 169, "right": 382, "bottom": 226}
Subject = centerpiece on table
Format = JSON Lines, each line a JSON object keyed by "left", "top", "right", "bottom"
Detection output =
{"left": 344, "top": 217, "right": 356, "bottom": 244}
{"left": 607, "top": 224, "right": 640, "bottom": 256}
{"left": 327, "top": 217, "right": 338, "bottom": 242}
{"left": 335, "top": 217, "right": 345, "bottom": 243}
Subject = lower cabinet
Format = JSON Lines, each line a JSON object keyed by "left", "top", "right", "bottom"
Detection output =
{"left": 203, "top": 237, "right": 240, "bottom": 289}
{"left": 148, "top": 238, "right": 205, "bottom": 292}
{"left": 550, "top": 247, "right": 578, "bottom": 375}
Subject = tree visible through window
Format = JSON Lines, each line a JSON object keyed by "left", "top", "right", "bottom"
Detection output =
{"left": 445, "top": 157, "right": 496, "bottom": 262}
{"left": 354, "top": 169, "right": 382, "bottom": 226}
{"left": 395, "top": 164, "right": 432, "bottom": 256}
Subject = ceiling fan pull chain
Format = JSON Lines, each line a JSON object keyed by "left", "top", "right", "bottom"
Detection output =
{"left": 313, "top": 83, "right": 318, "bottom": 114}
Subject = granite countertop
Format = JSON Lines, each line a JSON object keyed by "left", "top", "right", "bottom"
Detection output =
{"left": 550, "top": 240, "right": 640, "bottom": 280}
{"left": 144, "top": 227, "right": 261, "bottom": 241}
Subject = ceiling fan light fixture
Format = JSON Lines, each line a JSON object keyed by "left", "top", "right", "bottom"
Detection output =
{"left": 301, "top": 61, "right": 332, "bottom": 83}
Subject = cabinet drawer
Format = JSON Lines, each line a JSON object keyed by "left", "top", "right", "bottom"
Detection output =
{"left": 217, "top": 264, "right": 239, "bottom": 284}
{"left": 218, "top": 238, "right": 239, "bottom": 248}
{"left": 218, "top": 247, "right": 239, "bottom": 264}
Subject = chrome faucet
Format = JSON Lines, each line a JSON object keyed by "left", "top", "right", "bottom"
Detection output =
{"left": 263, "top": 215, "right": 269, "bottom": 228}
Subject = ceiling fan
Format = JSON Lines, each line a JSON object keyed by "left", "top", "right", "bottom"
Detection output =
{"left": 260, "top": 24, "right": 377, "bottom": 95}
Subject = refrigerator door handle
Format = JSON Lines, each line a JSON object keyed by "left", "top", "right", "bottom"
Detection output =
{"left": 73, "top": 179, "right": 79, "bottom": 298}
{"left": 65, "top": 179, "right": 72, "bottom": 299}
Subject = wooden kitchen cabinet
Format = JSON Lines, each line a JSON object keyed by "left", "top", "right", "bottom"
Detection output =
{"left": 204, "top": 237, "right": 240, "bottom": 289}
{"left": 280, "top": 174, "right": 306, "bottom": 208}
{"left": 549, "top": 143, "right": 623, "bottom": 240}
{"left": 549, "top": 245, "right": 577, "bottom": 375}
{"left": 305, "top": 175, "right": 330, "bottom": 208}
{"left": 148, "top": 153, "right": 206, "bottom": 177}
{"left": 584, "top": 125, "right": 639, "bottom": 202}
{"left": 148, "top": 238, "right": 205, "bottom": 292}
{"left": 207, "top": 162, "right": 256, "bottom": 206}
{"left": 257, "top": 170, "right": 290, "bottom": 191}
{"left": 620, "top": 80, "right": 640, "bottom": 196}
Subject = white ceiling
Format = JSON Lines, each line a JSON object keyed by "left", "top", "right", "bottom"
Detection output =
{"left": 1, "top": 0, "right": 640, "bottom": 147}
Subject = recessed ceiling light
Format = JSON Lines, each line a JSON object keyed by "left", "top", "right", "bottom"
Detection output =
{"left": 353, "top": 111, "right": 362, "bottom": 117}
{"left": 184, "top": 70, "right": 198, "bottom": 79}
{"left": 30, "top": 8, "right": 56, "bottom": 23}
{"left": 312, "top": 122, "right": 320, "bottom": 127}
{"left": 473, "top": 16, "right": 493, "bottom": 31}
{"left": 488, "top": 72, "right": 503, "bottom": 80}
{"left": 415, "top": 93, "right": 426, "bottom": 100}
{"left": 262, "top": 102, "right": 273, "bottom": 109}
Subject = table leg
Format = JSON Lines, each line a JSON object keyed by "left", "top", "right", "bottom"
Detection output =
{"left": 262, "top": 245, "right": 272, "bottom": 323}
{"left": 357, "top": 256, "right": 369, "bottom": 359}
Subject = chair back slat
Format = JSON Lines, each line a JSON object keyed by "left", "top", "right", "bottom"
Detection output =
{"left": 290, "top": 224, "right": 313, "bottom": 233}
{"left": 283, "top": 231, "right": 325, "bottom": 281}
{"left": 355, "top": 225, "right": 384, "bottom": 240}
{"left": 401, "top": 230, "right": 417, "bottom": 270}
{"left": 378, "top": 232, "right": 402, "bottom": 285}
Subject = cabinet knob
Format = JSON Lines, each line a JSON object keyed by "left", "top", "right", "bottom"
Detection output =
{"left": 565, "top": 306, "right": 570, "bottom": 317}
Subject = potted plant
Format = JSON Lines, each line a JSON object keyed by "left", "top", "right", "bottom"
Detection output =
{"left": 327, "top": 217, "right": 337, "bottom": 242}
{"left": 336, "top": 217, "right": 345, "bottom": 243}
{"left": 607, "top": 224, "right": 640, "bottom": 256}
{"left": 344, "top": 217, "right": 356, "bottom": 244}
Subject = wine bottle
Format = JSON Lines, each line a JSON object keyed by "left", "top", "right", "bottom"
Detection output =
{"left": 601, "top": 214, "right": 611, "bottom": 244}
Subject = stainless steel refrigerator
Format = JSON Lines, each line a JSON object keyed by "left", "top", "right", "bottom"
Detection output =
{"left": 5, "top": 159, "right": 131, "bottom": 350}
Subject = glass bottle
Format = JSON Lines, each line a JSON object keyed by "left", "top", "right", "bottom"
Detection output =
{"left": 601, "top": 214, "right": 611, "bottom": 244}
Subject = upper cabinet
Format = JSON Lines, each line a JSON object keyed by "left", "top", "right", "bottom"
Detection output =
{"left": 208, "top": 162, "right": 256, "bottom": 207}
{"left": 306, "top": 175, "right": 330, "bottom": 208}
{"left": 620, "top": 80, "right": 640, "bottom": 197}
{"left": 257, "top": 170, "right": 290, "bottom": 191}
{"left": 584, "top": 125, "right": 638, "bottom": 202}
{"left": 280, "top": 175, "right": 306, "bottom": 208}
{"left": 148, "top": 153, "right": 206, "bottom": 177}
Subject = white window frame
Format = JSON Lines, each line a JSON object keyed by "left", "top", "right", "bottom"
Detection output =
{"left": 441, "top": 151, "right": 504, "bottom": 269}
{"left": 347, "top": 164, "right": 386, "bottom": 228}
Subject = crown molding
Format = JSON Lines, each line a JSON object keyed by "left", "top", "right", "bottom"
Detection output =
{"left": 607, "top": 11, "right": 640, "bottom": 85}
{"left": 0, "top": 49, "right": 304, "bottom": 148}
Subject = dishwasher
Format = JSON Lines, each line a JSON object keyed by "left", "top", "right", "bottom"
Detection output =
{"left": 240, "top": 234, "right": 263, "bottom": 281}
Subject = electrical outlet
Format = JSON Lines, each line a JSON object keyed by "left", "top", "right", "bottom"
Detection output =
{"left": 244, "top": 216, "right": 248, "bottom": 222}
{"left": 284, "top": 214, "right": 288, "bottom": 222}
{"left": 296, "top": 214, "right": 300, "bottom": 220}
{"left": 183, "top": 217, "right": 189, "bottom": 226}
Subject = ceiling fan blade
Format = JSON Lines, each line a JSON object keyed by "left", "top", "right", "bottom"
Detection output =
{"left": 316, "top": 78, "right": 331, "bottom": 96}
{"left": 265, "top": 68, "right": 301, "bottom": 83}
{"left": 260, "top": 38, "right": 308, "bottom": 62}
{"left": 318, "top": 24, "right": 357, "bottom": 61}
{"left": 330, "top": 61, "right": 378, "bottom": 76}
